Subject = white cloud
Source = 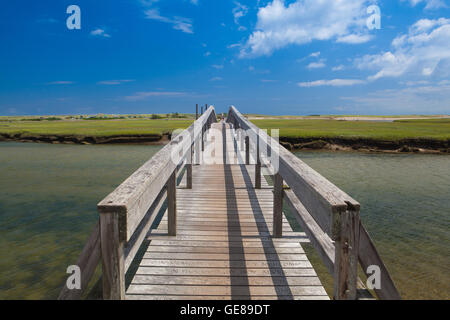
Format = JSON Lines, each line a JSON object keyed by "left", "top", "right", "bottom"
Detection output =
{"left": 403, "top": 0, "right": 447, "bottom": 10}
{"left": 209, "top": 77, "right": 223, "bottom": 81}
{"left": 47, "top": 81, "right": 74, "bottom": 85}
{"left": 306, "top": 60, "right": 326, "bottom": 69}
{"left": 190, "top": 0, "right": 199, "bottom": 5}
{"left": 97, "top": 80, "right": 135, "bottom": 85}
{"left": 90, "top": 29, "right": 111, "bottom": 38}
{"left": 298, "top": 79, "right": 366, "bottom": 87}
{"left": 212, "top": 64, "right": 224, "bottom": 69}
{"left": 310, "top": 51, "right": 320, "bottom": 57}
{"left": 341, "top": 82, "right": 450, "bottom": 113}
{"left": 227, "top": 43, "right": 241, "bottom": 49}
{"left": 336, "top": 34, "right": 373, "bottom": 44}
{"left": 233, "top": 2, "right": 249, "bottom": 25}
{"left": 204, "top": 51, "right": 211, "bottom": 56}
{"left": 241, "top": 0, "right": 373, "bottom": 57}
{"left": 356, "top": 18, "right": 450, "bottom": 80}
{"left": 332, "top": 65, "right": 345, "bottom": 71}
{"left": 144, "top": 9, "right": 193, "bottom": 34}
{"left": 125, "top": 91, "right": 185, "bottom": 101}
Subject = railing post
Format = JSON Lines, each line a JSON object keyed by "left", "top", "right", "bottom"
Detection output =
{"left": 196, "top": 104, "right": 198, "bottom": 120}
{"left": 167, "top": 170, "right": 177, "bottom": 236}
{"left": 273, "top": 173, "right": 283, "bottom": 238}
{"left": 187, "top": 144, "right": 193, "bottom": 189}
{"left": 100, "top": 211, "right": 125, "bottom": 300}
{"left": 245, "top": 136, "right": 250, "bottom": 165}
{"left": 195, "top": 134, "right": 200, "bottom": 165}
{"left": 333, "top": 208, "right": 360, "bottom": 300}
{"left": 201, "top": 126, "right": 205, "bottom": 152}
{"left": 255, "top": 134, "right": 261, "bottom": 189}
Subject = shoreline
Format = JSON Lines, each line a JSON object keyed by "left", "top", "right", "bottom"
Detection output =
{"left": 1, "top": 133, "right": 449, "bottom": 154}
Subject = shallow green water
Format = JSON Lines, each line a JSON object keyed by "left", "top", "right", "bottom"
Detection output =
{"left": 293, "top": 151, "right": 450, "bottom": 300}
{"left": 0, "top": 143, "right": 448, "bottom": 299}
{"left": 0, "top": 142, "right": 161, "bottom": 299}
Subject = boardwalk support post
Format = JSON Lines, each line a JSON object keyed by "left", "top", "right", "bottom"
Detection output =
{"left": 100, "top": 211, "right": 125, "bottom": 300}
{"left": 273, "top": 173, "right": 283, "bottom": 238}
{"left": 196, "top": 104, "right": 198, "bottom": 120}
{"left": 333, "top": 208, "right": 360, "bottom": 300}
{"left": 255, "top": 134, "right": 261, "bottom": 189}
{"left": 187, "top": 144, "right": 193, "bottom": 189}
{"left": 167, "top": 170, "right": 177, "bottom": 236}
{"left": 245, "top": 136, "right": 250, "bottom": 165}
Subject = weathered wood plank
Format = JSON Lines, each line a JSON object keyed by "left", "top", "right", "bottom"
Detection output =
{"left": 333, "top": 209, "right": 360, "bottom": 300}
{"left": 58, "top": 220, "right": 101, "bottom": 300}
{"left": 126, "top": 284, "right": 327, "bottom": 296}
{"left": 131, "top": 275, "right": 322, "bottom": 286}
{"left": 167, "top": 171, "right": 177, "bottom": 236}
{"left": 97, "top": 107, "right": 216, "bottom": 241}
{"left": 100, "top": 212, "right": 125, "bottom": 300}
{"left": 134, "top": 266, "right": 317, "bottom": 277}
{"left": 358, "top": 223, "right": 401, "bottom": 300}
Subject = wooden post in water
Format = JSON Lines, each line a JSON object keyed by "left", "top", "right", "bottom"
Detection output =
{"left": 100, "top": 211, "right": 125, "bottom": 300}
{"left": 196, "top": 104, "right": 198, "bottom": 120}
{"left": 273, "top": 173, "right": 283, "bottom": 238}
{"left": 333, "top": 208, "right": 360, "bottom": 300}
{"left": 255, "top": 134, "right": 261, "bottom": 189}
{"left": 245, "top": 136, "right": 250, "bottom": 165}
{"left": 167, "top": 170, "right": 177, "bottom": 236}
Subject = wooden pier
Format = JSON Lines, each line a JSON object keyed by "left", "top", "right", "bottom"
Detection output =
{"left": 59, "top": 106, "right": 400, "bottom": 300}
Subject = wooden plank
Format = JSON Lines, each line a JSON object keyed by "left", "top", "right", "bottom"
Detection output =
{"left": 126, "top": 295, "right": 329, "bottom": 300}
{"left": 100, "top": 212, "right": 125, "bottom": 300}
{"left": 149, "top": 240, "right": 302, "bottom": 248}
{"left": 97, "top": 107, "right": 216, "bottom": 241}
{"left": 146, "top": 234, "right": 309, "bottom": 242}
{"left": 124, "top": 188, "right": 166, "bottom": 271}
{"left": 58, "top": 220, "right": 101, "bottom": 300}
{"left": 284, "top": 189, "right": 335, "bottom": 274}
{"left": 134, "top": 266, "right": 317, "bottom": 277}
{"left": 227, "top": 106, "right": 359, "bottom": 239}
{"left": 138, "top": 259, "right": 313, "bottom": 269}
{"left": 146, "top": 246, "right": 304, "bottom": 254}
{"left": 273, "top": 173, "right": 283, "bottom": 238}
{"left": 131, "top": 275, "right": 322, "bottom": 286}
{"left": 167, "top": 170, "right": 177, "bottom": 236}
{"left": 358, "top": 223, "right": 401, "bottom": 300}
{"left": 126, "top": 284, "right": 327, "bottom": 296}
{"left": 142, "top": 252, "right": 309, "bottom": 261}
{"left": 333, "top": 209, "right": 360, "bottom": 300}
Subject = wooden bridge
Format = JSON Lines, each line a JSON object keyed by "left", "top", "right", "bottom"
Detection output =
{"left": 59, "top": 105, "right": 401, "bottom": 300}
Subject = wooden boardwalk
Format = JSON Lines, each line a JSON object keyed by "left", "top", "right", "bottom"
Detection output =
{"left": 126, "top": 123, "right": 329, "bottom": 300}
{"left": 59, "top": 105, "right": 400, "bottom": 300}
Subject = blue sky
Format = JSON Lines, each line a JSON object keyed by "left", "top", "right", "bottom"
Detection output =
{"left": 1, "top": 0, "right": 449, "bottom": 115}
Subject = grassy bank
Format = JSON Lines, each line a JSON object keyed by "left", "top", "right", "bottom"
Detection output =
{"left": 251, "top": 119, "right": 450, "bottom": 141}
{"left": 0, "top": 116, "right": 448, "bottom": 152}
{"left": 0, "top": 119, "right": 193, "bottom": 137}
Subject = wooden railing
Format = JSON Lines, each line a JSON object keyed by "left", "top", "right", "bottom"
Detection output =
{"left": 226, "top": 106, "right": 401, "bottom": 300}
{"left": 58, "top": 106, "right": 217, "bottom": 300}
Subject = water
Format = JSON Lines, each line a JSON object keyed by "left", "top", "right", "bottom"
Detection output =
{"left": 0, "top": 143, "right": 448, "bottom": 299}
{"left": 0, "top": 142, "right": 161, "bottom": 299}
{"left": 293, "top": 151, "right": 450, "bottom": 300}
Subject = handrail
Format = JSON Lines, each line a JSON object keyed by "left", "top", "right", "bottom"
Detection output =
{"left": 58, "top": 106, "right": 217, "bottom": 300}
{"left": 226, "top": 106, "right": 401, "bottom": 300}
